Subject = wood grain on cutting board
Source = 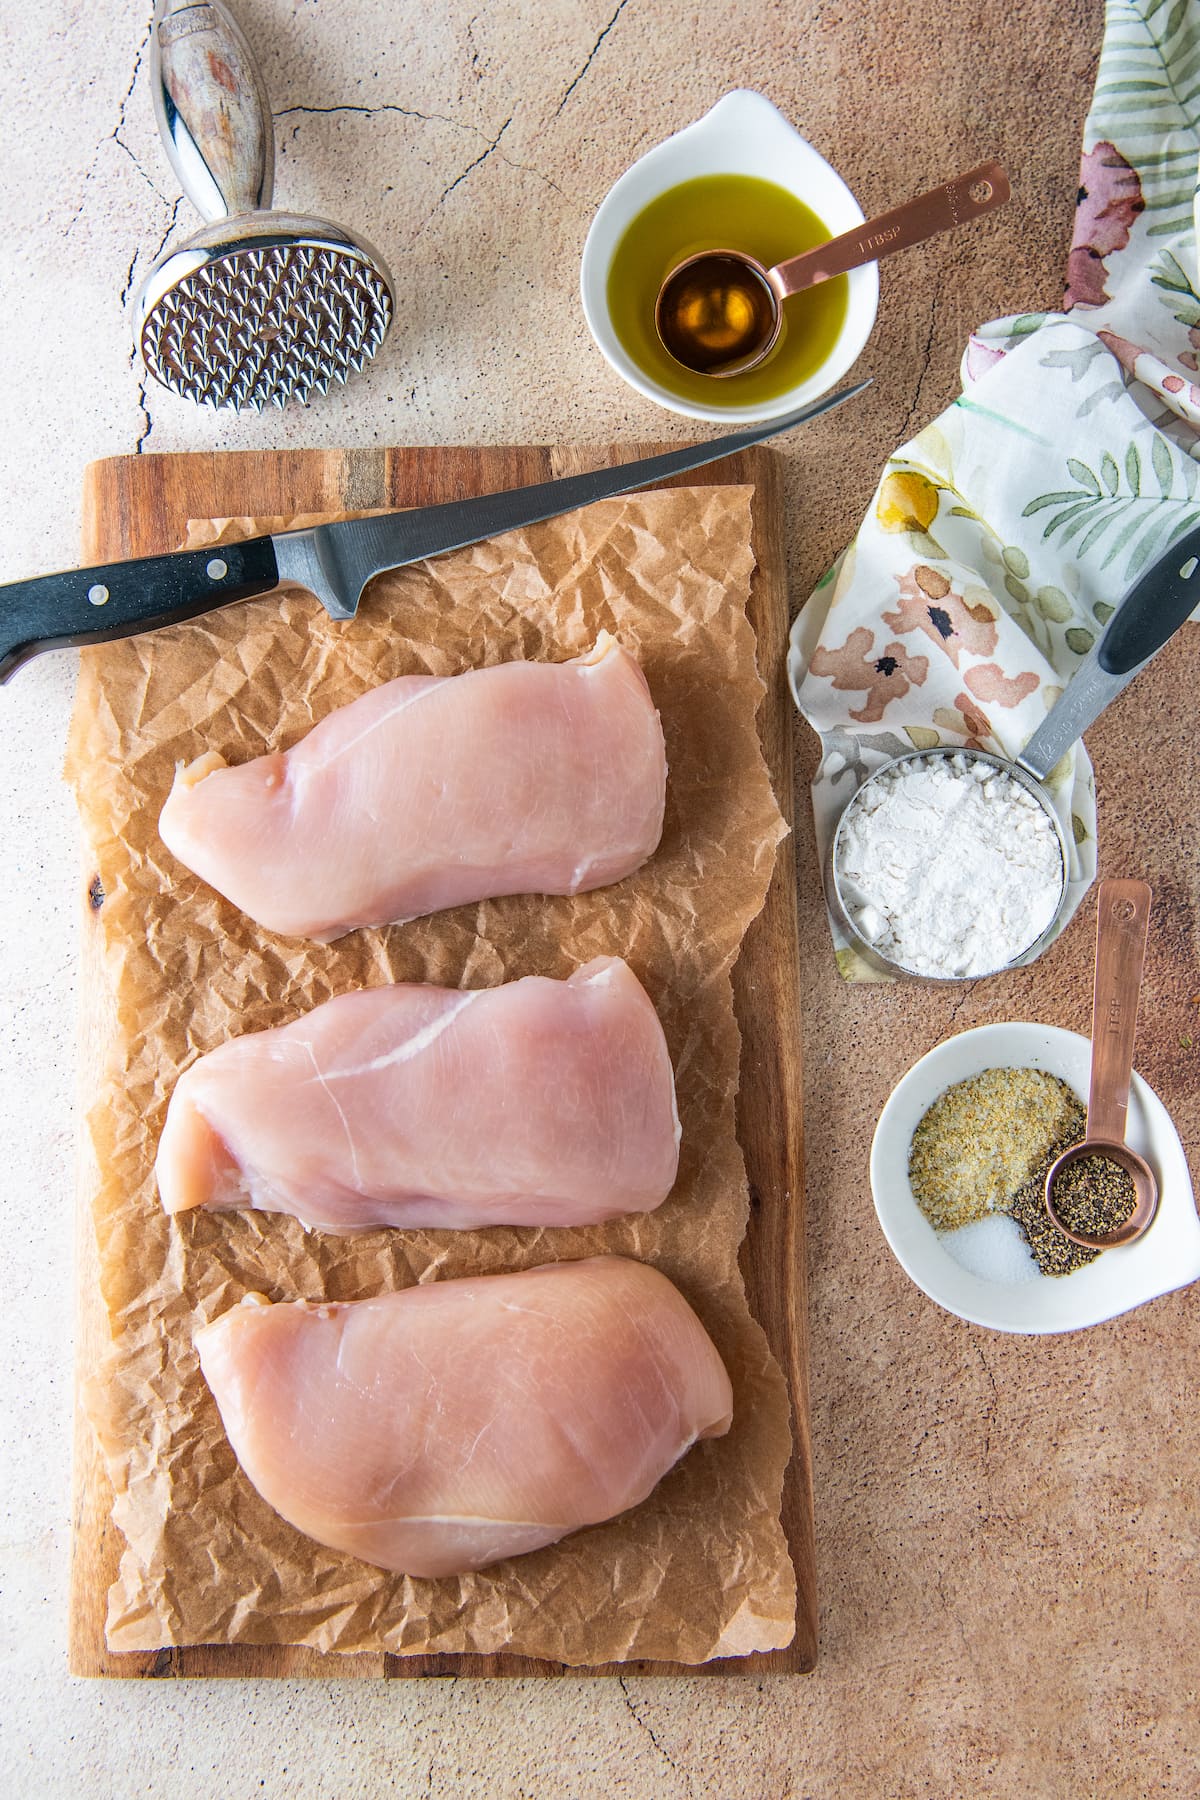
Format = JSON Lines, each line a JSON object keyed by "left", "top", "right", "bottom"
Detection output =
{"left": 70, "top": 444, "right": 814, "bottom": 1678}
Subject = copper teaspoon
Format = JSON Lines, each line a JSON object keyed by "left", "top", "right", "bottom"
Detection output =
{"left": 1044, "top": 879, "right": 1159, "bottom": 1249}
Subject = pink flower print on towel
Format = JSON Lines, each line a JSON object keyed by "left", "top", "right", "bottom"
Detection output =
{"left": 931, "top": 693, "right": 992, "bottom": 752}
{"left": 883, "top": 565, "right": 999, "bottom": 667}
{"left": 809, "top": 626, "right": 929, "bottom": 724}
{"left": 963, "top": 662, "right": 1041, "bottom": 708}
{"left": 1064, "top": 141, "right": 1144, "bottom": 309}
{"left": 1099, "top": 328, "right": 1200, "bottom": 414}
{"left": 1159, "top": 370, "right": 1200, "bottom": 404}
{"left": 965, "top": 335, "right": 1007, "bottom": 384}
{"left": 1097, "top": 327, "right": 1145, "bottom": 376}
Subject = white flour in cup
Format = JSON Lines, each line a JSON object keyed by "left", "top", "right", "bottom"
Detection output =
{"left": 834, "top": 754, "right": 1064, "bottom": 978}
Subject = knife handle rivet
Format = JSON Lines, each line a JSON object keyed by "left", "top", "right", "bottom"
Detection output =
{"left": 87, "top": 584, "right": 110, "bottom": 607}
{"left": 206, "top": 558, "right": 229, "bottom": 581}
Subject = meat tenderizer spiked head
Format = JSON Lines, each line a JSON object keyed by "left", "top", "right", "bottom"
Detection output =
{"left": 135, "top": 0, "right": 394, "bottom": 411}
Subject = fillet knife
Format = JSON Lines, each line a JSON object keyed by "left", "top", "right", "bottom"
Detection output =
{"left": 0, "top": 381, "right": 868, "bottom": 682}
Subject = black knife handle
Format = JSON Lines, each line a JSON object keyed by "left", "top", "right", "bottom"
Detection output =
{"left": 1099, "top": 518, "right": 1200, "bottom": 675}
{"left": 0, "top": 535, "right": 280, "bottom": 682}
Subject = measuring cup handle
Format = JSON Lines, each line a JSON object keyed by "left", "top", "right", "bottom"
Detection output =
{"left": 1018, "top": 520, "right": 1200, "bottom": 783}
{"left": 772, "top": 162, "right": 1010, "bottom": 298}
{"left": 1087, "top": 879, "right": 1152, "bottom": 1145}
{"left": 1100, "top": 518, "right": 1200, "bottom": 673}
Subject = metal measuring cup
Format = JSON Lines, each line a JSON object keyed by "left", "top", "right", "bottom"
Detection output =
{"left": 826, "top": 526, "right": 1200, "bottom": 979}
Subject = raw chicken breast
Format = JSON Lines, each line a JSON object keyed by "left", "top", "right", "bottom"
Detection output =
{"left": 158, "top": 633, "right": 666, "bottom": 940}
{"left": 157, "top": 958, "right": 680, "bottom": 1232}
{"left": 195, "top": 1257, "right": 733, "bottom": 1577}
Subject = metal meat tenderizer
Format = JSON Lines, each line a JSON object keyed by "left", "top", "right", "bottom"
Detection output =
{"left": 136, "top": 0, "right": 395, "bottom": 410}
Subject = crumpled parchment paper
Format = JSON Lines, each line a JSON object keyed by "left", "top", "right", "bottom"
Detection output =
{"left": 65, "top": 482, "right": 797, "bottom": 1665}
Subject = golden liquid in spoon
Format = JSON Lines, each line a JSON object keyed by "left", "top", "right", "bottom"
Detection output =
{"left": 607, "top": 174, "right": 848, "bottom": 406}
{"left": 658, "top": 254, "right": 779, "bottom": 373}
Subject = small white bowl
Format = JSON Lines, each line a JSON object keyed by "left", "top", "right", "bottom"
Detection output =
{"left": 579, "top": 89, "right": 879, "bottom": 423}
{"left": 870, "top": 1022, "right": 1200, "bottom": 1334}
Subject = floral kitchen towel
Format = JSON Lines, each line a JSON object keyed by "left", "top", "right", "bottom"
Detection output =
{"left": 790, "top": 0, "right": 1200, "bottom": 978}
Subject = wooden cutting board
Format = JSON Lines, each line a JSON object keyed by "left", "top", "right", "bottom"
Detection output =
{"left": 69, "top": 443, "right": 815, "bottom": 1678}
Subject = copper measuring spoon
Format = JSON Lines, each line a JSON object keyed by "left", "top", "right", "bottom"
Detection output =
{"left": 1044, "top": 879, "right": 1159, "bottom": 1249}
{"left": 655, "top": 161, "right": 1010, "bottom": 377}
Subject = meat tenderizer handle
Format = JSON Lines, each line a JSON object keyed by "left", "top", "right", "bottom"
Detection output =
{"left": 152, "top": 0, "right": 275, "bottom": 222}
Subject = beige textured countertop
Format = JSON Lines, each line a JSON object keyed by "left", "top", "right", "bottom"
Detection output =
{"left": 4, "top": 0, "right": 1198, "bottom": 1793}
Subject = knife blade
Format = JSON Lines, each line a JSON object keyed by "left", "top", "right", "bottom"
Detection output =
{"left": 0, "top": 379, "right": 868, "bottom": 682}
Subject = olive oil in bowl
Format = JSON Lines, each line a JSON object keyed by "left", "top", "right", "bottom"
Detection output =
{"left": 605, "top": 174, "right": 849, "bottom": 410}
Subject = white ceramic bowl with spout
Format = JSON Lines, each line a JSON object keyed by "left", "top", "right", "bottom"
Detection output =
{"left": 580, "top": 89, "right": 879, "bottom": 423}
{"left": 870, "top": 1022, "right": 1200, "bottom": 1334}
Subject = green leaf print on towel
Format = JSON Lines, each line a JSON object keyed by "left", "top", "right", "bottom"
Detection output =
{"left": 1022, "top": 443, "right": 1200, "bottom": 578}
{"left": 1084, "top": 0, "right": 1200, "bottom": 249}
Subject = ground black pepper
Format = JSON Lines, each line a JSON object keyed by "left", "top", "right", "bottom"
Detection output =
{"left": 1048, "top": 1152, "right": 1138, "bottom": 1239}
{"left": 1008, "top": 1144, "right": 1137, "bottom": 1277}
{"left": 1008, "top": 1139, "right": 1102, "bottom": 1278}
